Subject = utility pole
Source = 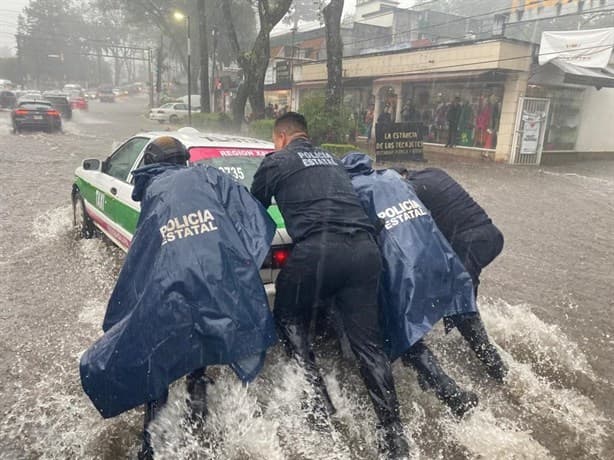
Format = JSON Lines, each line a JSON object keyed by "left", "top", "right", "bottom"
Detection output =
{"left": 148, "top": 48, "right": 154, "bottom": 109}
{"left": 211, "top": 27, "right": 217, "bottom": 112}
{"left": 198, "top": 0, "right": 210, "bottom": 112}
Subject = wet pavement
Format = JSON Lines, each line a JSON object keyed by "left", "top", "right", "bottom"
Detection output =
{"left": 0, "top": 96, "right": 612, "bottom": 459}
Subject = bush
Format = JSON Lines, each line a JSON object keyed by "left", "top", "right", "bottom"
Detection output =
{"left": 248, "top": 119, "right": 275, "bottom": 141}
{"left": 188, "top": 112, "right": 233, "bottom": 133}
{"left": 300, "top": 95, "right": 353, "bottom": 145}
{"left": 321, "top": 143, "right": 359, "bottom": 158}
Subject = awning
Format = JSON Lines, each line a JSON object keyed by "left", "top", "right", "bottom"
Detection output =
{"left": 373, "top": 70, "right": 505, "bottom": 85}
{"left": 529, "top": 59, "right": 614, "bottom": 89}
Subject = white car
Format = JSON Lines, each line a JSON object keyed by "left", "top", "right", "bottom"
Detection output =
{"left": 72, "top": 127, "right": 291, "bottom": 303}
{"left": 149, "top": 102, "right": 193, "bottom": 124}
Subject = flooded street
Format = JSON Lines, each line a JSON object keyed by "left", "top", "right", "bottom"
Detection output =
{"left": 0, "top": 96, "right": 613, "bottom": 459}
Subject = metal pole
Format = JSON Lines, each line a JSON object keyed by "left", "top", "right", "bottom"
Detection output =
{"left": 187, "top": 15, "right": 192, "bottom": 125}
{"left": 211, "top": 28, "right": 217, "bottom": 112}
{"left": 148, "top": 48, "right": 154, "bottom": 109}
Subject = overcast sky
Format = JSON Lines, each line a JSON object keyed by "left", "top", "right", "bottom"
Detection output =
{"left": 0, "top": 0, "right": 29, "bottom": 54}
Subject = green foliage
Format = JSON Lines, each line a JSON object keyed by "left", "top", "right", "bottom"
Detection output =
{"left": 248, "top": 119, "right": 275, "bottom": 141}
{"left": 188, "top": 112, "right": 233, "bottom": 133}
{"left": 300, "top": 95, "right": 353, "bottom": 145}
{"left": 321, "top": 143, "right": 359, "bottom": 159}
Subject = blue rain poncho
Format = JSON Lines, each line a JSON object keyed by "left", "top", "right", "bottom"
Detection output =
{"left": 341, "top": 153, "right": 477, "bottom": 361}
{"left": 80, "top": 164, "right": 277, "bottom": 418}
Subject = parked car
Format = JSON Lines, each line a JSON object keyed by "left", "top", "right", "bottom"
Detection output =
{"left": 0, "top": 90, "right": 17, "bottom": 109}
{"left": 98, "top": 85, "right": 115, "bottom": 102}
{"left": 12, "top": 99, "right": 62, "bottom": 133}
{"left": 43, "top": 93, "right": 73, "bottom": 120}
{"left": 72, "top": 128, "right": 290, "bottom": 302}
{"left": 149, "top": 102, "right": 191, "bottom": 123}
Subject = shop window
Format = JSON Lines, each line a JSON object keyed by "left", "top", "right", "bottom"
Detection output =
{"left": 400, "top": 81, "right": 504, "bottom": 148}
{"left": 527, "top": 86, "right": 583, "bottom": 151}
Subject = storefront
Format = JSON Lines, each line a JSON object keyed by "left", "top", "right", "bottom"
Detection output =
{"left": 294, "top": 38, "right": 535, "bottom": 161}
{"left": 264, "top": 86, "right": 292, "bottom": 113}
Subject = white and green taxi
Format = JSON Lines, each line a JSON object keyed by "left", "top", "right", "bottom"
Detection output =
{"left": 72, "top": 127, "right": 291, "bottom": 298}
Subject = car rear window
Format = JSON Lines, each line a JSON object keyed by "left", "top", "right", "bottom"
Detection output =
{"left": 18, "top": 102, "right": 52, "bottom": 110}
{"left": 189, "top": 147, "right": 273, "bottom": 188}
{"left": 45, "top": 96, "right": 69, "bottom": 104}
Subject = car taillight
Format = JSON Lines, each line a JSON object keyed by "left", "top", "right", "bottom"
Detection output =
{"left": 47, "top": 110, "right": 60, "bottom": 116}
{"left": 261, "top": 245, "right": 292, "bottom": 270}
{"left": 271, "top": 247, "right": 291, "bottom": 268}
{"left": 14, "top": 109, "right": 28, "bottom": 116}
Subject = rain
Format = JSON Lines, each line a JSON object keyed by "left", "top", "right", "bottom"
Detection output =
{"left": 1, "top": 0, "right": 613, "bottom": 459}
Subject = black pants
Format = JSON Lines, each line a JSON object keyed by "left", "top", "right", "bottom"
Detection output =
{"left": 274, "top": 231, "right": 402, "bottom": 427}
{"left": 140, "top": 368, "right": 207, "bottom": 459}
{"left": 446, "top": 224, "right": 507, "bottom": 380}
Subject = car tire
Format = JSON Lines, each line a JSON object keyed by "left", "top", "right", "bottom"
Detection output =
{"left": 73, "top": 191, "right": 95, "bottom": 239}
{"left": 169, "top": 115, "right": 179, "bottom": 124}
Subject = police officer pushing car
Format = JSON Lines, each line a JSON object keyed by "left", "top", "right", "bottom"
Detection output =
{"left": 395, "top": 166, "right": 508, "bottom": 382}
{"left": 251, "top": 113, "right": 410, "bottom": 458}
{"left": 80, "top": 137, "right": 278, "bottom": 460}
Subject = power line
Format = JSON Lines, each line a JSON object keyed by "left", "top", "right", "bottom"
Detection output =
{"left": 303, "top": 3, "right": 614, "bottom": 56}
{"left": 338, "top": 43, "right": 614, "bottom": 78}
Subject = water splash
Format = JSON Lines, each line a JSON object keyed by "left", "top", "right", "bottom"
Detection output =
{"left": 32, "top": 205, "right": 73, "bottom": 242}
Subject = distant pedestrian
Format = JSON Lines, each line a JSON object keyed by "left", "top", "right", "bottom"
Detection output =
{"left": 365, "top": 104, "right": 375, "bottom": 140}
{"left": 446, "top": 97, "right": 461, "bottom": 147}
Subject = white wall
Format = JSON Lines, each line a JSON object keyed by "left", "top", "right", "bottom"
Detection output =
{"left": 575, "top": 87, "right": 614, "bottom": 152}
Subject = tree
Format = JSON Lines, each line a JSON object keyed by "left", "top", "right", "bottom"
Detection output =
{"left": 283, "top": 0, "right": 322, "bottom": 28}
{"left": 322, "top": 0, "right": 344, "bottom": 110}
{"left": 222, "top": 0, "right": 293, "bottom": 125}
{"left": 16, "top": 0, "right": 96, "bottom": 86}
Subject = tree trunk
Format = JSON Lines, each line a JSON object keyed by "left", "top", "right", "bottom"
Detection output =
{"left": 222, "top": 0, "right": 293, "bottom": 126}
{"left": 248, "top": 25, "right": 275, "bottom": 120}
{"left": 198, "top": 0, "right": 210, "bottom": 112}
{"left": 323, "top": 0, "right": 344, "bottom": 110}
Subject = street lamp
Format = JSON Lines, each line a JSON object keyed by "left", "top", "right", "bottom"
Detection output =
{"left": 174, "top": 10, "right": 192, "bottom": 125}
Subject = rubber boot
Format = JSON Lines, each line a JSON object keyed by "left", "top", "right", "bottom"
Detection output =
{"left": 379, "top": 421, "right": 411, "bottom": 460}
{"left": 186, "top": 368, "right": 208, "bottom": 425}
{"left": 454, "top": 313, "right": 508, "bottom": 382}
{"left": 402, "top": 341, "right": 478, "bottom": 418}
{"left": 138, "top": 390, "right": 168, "bottom": 460}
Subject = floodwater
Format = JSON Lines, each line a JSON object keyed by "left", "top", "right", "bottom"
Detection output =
{"left": 0, "top": 97, "right": 612, "bottom": 459}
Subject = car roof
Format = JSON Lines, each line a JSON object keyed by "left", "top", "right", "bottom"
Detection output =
{"left": 135, "top": 127, "right": 274, "bottom": 150}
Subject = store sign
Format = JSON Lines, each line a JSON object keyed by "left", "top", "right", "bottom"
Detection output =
{"left": 539, "top": 28, "right": 614, "bottom": 68}
{"left": 276, "top": 61, "right": 291, "bottom": 84}
{"left": 520, "top": 112, "right": 544, "bottom": 155}
{"left": 375, "top": 122, "right": 424, "bottom": 161}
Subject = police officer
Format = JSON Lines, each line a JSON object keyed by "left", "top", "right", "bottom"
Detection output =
{"left": 135, "top": 138, "right": 209, "bottom": 460}
{"left": 398, "top": 166, "right": 507, "bottom": 382}
{"left": 251, "top": 113, "right": 410, "bottom": 458}
{"left": 86, "top": 137, "right": 277, "bottom": 460}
